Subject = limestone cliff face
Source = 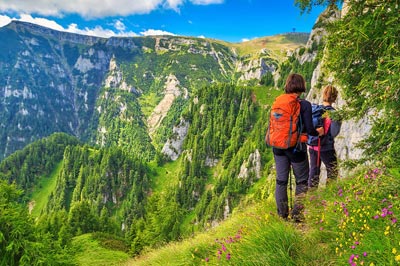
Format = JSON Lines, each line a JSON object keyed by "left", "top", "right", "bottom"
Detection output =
{"left": 147, "top": 74, "right": 187, "bottom": 137}
{"left": 304, "top": 5, "right": 372, "bottom": 181}
{"left": 237, "top": 149, "right": 262, "bottom": 180}
{"left": 236, "top": 56, "right": 276, "bottom": 81}
{"left": 0, "top": 21, "right": 247, "bottom": 158}
{"left": 0, "top": 20, "right": 305, "bottom": 160}
{"left": 161, "top": 118, "right": 189, "bottom": 161}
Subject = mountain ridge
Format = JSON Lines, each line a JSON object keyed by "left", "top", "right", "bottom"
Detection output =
{"left": 0, "top": 20, "right": 308, "bottom": 160}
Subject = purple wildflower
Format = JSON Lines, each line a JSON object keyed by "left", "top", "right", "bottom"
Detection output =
{"left": 226, "top": 253, "right": 231, "bottom": 260}
{"left": 349, "top": 254, "right": 355, "bottom": 264}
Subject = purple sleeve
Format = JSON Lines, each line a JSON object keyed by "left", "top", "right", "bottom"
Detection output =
{"left": 300, "top": 100, "right": 319, "bottom": 136}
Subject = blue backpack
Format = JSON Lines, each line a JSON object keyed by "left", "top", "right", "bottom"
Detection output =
{"left": 307, "top": 104, "right": 326, "bottom": 146}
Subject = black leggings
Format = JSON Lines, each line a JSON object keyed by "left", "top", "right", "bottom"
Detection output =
{"left": 308, "top": 148, "right": 338, "bottom": 188}
{"left": 273, "top": 148, "right": 309, "bottom": 219}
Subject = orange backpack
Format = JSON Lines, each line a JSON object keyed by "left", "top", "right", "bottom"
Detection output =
{"left": 265, "top": 94, "right": 302, "bottom": 149}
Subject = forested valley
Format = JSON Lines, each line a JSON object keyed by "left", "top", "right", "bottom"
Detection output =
{"left": 1, "top": 0, "right": 400, "bottom": 265}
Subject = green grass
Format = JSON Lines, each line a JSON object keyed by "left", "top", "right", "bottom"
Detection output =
{"left": 215, "top": 34, "right": 307, "bottom": 61}
{"left": 117, "top": 165, "right": 400, "bottom": 266}
{"left": 30, "top": 161, "right": 63, "bottom": 217}
{"left": 148, "top": 158, "right": 182, "bottom": 193}
{"left": 139, "top": 92, "right": 162, "bottom": 118}
{"left": 72, "top": 234, "right": 131, "bottom": 266}
{"left": 252, "top": 85, "right": 283, "bottom": 107}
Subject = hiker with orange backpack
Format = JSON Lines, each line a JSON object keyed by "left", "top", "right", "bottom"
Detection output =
{"left": 266, "top": 73, "right": 324, "bottom": 222}
{"left": 308, "top": 85, "right": 342, "bottom": 189}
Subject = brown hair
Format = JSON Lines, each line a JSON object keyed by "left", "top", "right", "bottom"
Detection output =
{"left": 284, "top": 73, "right": 306, "bottom": 94}
{"left": 323, "top": 85, "right": 338, "bottom": 103}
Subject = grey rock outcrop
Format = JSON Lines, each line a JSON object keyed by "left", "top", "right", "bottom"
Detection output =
{"left": 161, "top": 118, "right": 190, "bottom": 161}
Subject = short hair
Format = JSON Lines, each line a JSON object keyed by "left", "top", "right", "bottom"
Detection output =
{"left": 284, "top": 73, "right": 306, "bottom": 93}
{"left": 322, "top": 85, "right": 338, "bottom": 103}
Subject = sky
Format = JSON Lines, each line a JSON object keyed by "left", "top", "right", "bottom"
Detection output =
{"left": 0, "top": 0, "right": 325, "bottom": 43}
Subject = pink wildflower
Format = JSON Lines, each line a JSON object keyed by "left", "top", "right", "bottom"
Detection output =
{"left": 349, "top": 254, "right": 355, "bottom": 263}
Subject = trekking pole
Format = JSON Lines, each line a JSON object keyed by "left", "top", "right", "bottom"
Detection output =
{"left": 317, "top": 137, "right": 321, "bottom": 167}
{"left": 288, "top": 166, "right": 293, "bottom": 211}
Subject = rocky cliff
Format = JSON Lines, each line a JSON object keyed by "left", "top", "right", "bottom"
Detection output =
{"left": 1, "top": 21, "right": 302, "bottom": 160}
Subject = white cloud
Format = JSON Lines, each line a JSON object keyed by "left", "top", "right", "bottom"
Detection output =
{"left": 190, "top": 0, "right": 224, "bottom": 5}
{"left": 0, "top": 0, "right": 223, "bottom": 18}
{"left": 113, "top": 20, "right": 126, "bottom": 32}
{"left": 19, "top": 14, "right": 65, "bottom": 31}
{"left": 0, "top": 14, "right": 12, "bottom": 27}
{"left": 241, "top": 36, "right": 258, "bottom": 43}
{"left": 0, "top": 0, "right": 225, "bottom": 39}
{"left": 0, "top": 1, "right": 163, "bottom": 18}
{"left": 140, "top": 29, "right": 175, "bottom": 36}
{"left": 67, "top": 23, "right": 138, "bottom": 38}
{"left": 0, "top": 14, "right": 139, "bottom": 38}
{"left": 165, "top": 0, "right": 184, "bottom": 11}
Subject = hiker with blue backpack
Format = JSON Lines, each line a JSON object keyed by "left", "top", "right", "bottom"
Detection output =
{"left": 266, "top": 73, "right": 324, "bottom": 222}
{"left": 308, "top": 85, "right": 342, "bottom": 188}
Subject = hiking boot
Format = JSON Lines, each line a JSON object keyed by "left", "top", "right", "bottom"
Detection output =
{"left": 291, "top": 204, "right": 305, "bottom": 223}
{"left": 291, "top": 213, "right": 305, "bottom": 223}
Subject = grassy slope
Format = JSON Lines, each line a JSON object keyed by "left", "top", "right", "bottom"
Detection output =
{"left": 68, "top": 86, "right": 399, "bottom": 265}
{"left": 72, "top": 234, "right": 130, "bottom": 266}
{"left": 215, "top": 34, "right": 308, "bottom": 60}
{"left": 148, "top": 158, "right": 182, "bottom": 193}
{"left": 111, "top": 165, "right": 399, "bottom": 266}
{"left": 29, "top": 161, "right": 63, "bottom": 217}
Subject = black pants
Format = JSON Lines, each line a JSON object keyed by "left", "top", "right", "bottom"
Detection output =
{"left": 308, "top": 148, "right": 338, "bottom": 188}
{"left": 273, "top": 148, "right": 308, "bottom": 219}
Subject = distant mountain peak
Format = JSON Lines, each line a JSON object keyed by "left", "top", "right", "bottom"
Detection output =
{"left": 4, "top": 20, "right": 105, "bottom": 45}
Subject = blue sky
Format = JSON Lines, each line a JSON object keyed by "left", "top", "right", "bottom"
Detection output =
{"left": 0, "top": 0, "right": 325, "bottom": 43}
